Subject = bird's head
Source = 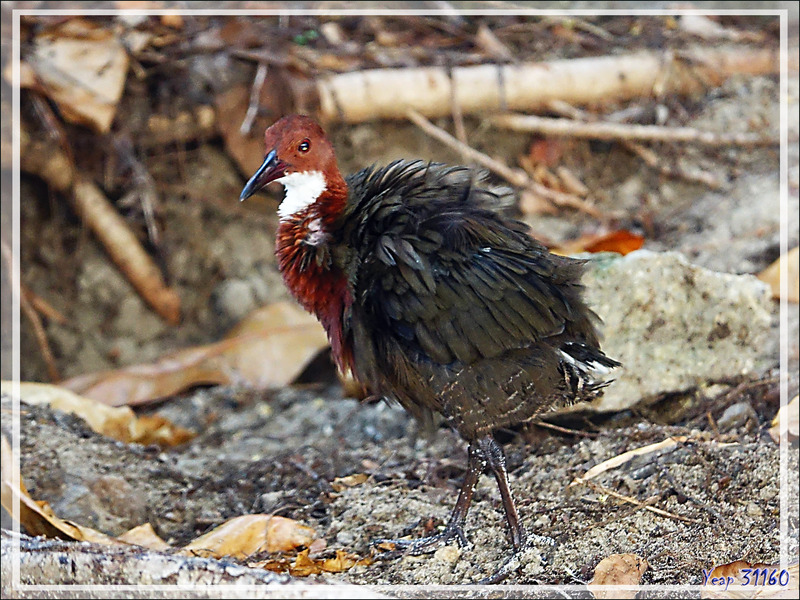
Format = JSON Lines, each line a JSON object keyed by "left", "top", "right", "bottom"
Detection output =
{"left": 240, "top": 115, "right": 344, "bottom": 221}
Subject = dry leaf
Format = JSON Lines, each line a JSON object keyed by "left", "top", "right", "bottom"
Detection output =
{"left": 29, "top": 18, "right": 129, "bottom": 133}
{"left": 181, "top": 515, "right": 316, "bottom": 559}
{"left": 769, "top": 395, "right": 799, "bottom": 444}
{"left": 701, "top": 560, "right": 798, "bottom": 599}
{"left": 117, "top": 523, "right": 171, "bottom": 551}
{"left": 260, "top": 548, "right": 372, "bottom": 576}
{"left": 62, "top": 302, "right": 330, "bottom": 407}
{"left": 757, "top": 247, "right": 799, "bottom": 303}
{"left": 553, "top": 230, "right": 644, "bottom": 256}
{"left": 1, "top": 381, "right": 194, "bottom": 447}
{"left": 1, "top": 435, "right": 121, "bottom": 544}
{"left": 588, "top": 553, "right": 649, "bottom": 599}
{"left": 331, "top": 473, "right": 369, "bottom": 492}
{"left": 527, "top": 138, "right": 565, "bottom": 167}
{"left": 570, "top": 436, "right": 688, "bottom": 486}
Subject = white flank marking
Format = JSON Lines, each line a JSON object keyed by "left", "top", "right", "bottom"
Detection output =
{"left": 276, "top": 171, "right": 326, "bottom": 220}
{"left": 559, "top": 350, "right": 613, "bottom": 376}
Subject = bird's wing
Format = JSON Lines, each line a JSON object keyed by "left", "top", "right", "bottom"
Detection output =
{"left": 354, "top": 209, "right": 592, "bottom": 366}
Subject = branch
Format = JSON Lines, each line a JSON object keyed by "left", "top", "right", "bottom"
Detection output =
{"left": 406, "top": 109, "right": 604, "bottom": 218}
{"left": 318, "top": 46, "right": 778, "bottom": 123}
{"left": 490, "top": 113, "right": 778, "bottom": 148}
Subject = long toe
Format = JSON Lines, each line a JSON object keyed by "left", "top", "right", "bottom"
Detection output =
{"left": 477, "top": 533, "right": 556, "bottom": 584}
{"left": 372, "top": 523, "right": 470, "bottom": 559}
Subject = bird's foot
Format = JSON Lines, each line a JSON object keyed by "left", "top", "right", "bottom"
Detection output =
{"left": 477, "top": 533, "right": 556, "bottom": 585}
{"left": 372, "top": 523, "right": 469, "bottom": 560}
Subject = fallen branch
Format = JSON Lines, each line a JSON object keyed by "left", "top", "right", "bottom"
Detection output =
{"left": 622, "top": 140, "right": 723, "bottom": 189}
{"left": 20, "top": 124, "right": 181, "bottom": 324}
{"left": 406, "top": 109, "right": 604, "bottom": 218}
{"left": 584, "top": 480, "right": 703, "bottom": 525}
{"left": 72, "top": 178, "right": 181, "bottom": 325}
{"left": 318, "top": 46, "right": 778, "bottom": 123}
{"left": 490, "top": 113, "right": 779, "bottom": 148}
{"left": 2, "top": 241, "right": 60, "bottom": 382}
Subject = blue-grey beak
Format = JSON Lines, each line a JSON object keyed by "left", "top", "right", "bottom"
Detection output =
{"left": 240, "top": 149, "right": 285, "bottom": 201}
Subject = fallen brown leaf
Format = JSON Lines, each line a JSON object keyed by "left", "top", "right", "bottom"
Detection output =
{"left": 701, "top": 560, "right": 798, "bottom": 599}
{"left": 260, "top": 548, "right": 372, "bottom": 576}
{"left": 117, "top": 523, "right": 171, "bottom": 551}
{"left": 1, "top": 381, "right": 194, "bottom": 447}
{"left": 29, "top": 18, "right": 129, "bottom": 133}
{"left": 331, "top": 473, "right": 369, "bottom": 492}
{"left": 1, "top": 435, "right": 121, "bottom": 544}
{"left": 62, "top": 302, "right": 330, "bottom": 406}
{"left": 769, "top": 395, "right": 799, "bottom": 444}
{"left": 588, "top": 553, "right": 649, "bottom": 599}
{"left": 181, "top": 514, "right": 316, "bottom": 559}
{"left": 757, "top": 247, "right": 799, "bottom": 303}
{"left": 553, "top": 230, "right": 644, "bottom": 256}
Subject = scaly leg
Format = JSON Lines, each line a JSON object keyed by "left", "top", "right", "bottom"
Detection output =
{"left": 374, "top": 440, "right": 486, "bottom": 555}
{"left": 477, "top": 435, "right": 555, "bottom": 584}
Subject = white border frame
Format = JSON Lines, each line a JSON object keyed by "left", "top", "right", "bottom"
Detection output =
{"left": 5, "top": 3, "right": 794, "bottom": 597}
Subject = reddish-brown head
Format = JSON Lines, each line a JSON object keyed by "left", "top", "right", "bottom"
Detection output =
{"left": 239, "top": 115, "right": 345, "bottom": 221}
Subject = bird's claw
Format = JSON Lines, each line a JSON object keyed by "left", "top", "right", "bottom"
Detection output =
{"left": 372, "top": 523, "right": 470, "bottom": 559}
{"left": 477, "top": 534, "right": 556, "bottom": 584}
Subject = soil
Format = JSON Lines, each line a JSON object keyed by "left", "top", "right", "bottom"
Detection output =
{"left": 2, "top": 7, "right": 798, "bottom": 595}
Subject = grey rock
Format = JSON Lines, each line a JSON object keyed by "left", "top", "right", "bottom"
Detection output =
{"left": 717, "top": 401, "right": 758, "bottom": 432}
{"left": 583, "top": 250, "right": 773, "bottom": 412}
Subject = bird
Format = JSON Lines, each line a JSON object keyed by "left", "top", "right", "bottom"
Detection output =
{"left": 240, "top": 114, "right": 620, "bottom": 581}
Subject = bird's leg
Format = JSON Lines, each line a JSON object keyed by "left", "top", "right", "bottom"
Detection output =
{"left": 477, "top": 435, "right": 555, "bottom": 584}
{"left": 374, "top": 440, "right": 486, "bottom": 556}
{"left": 478, "top": 435, "right": 525, "bottom": 550}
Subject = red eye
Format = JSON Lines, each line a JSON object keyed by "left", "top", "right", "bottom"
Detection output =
{"left": 298, "top": 139, "right": 310, "bottom": 153}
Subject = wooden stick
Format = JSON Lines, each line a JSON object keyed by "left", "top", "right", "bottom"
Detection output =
{"left": 585, "top": 480, "right": 702, "bottom": 525}
{"left": 622, "top": 140, "right": 724, "bottom": 189}
{"left": 1, "top": 241, "right": 60, "bottom": 381}
{"left": 491, "top": 113, "right": 779, "bottom": 148}
{"left": 72, "top": 178, "right": 181, "bottom": 325}
{"left": 318, "top": 47, "right": 778, "bottom": 123}
{"left": 406, "top": 109, "right": 604, "bottom": 218}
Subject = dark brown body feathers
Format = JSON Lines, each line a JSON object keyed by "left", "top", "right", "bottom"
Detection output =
{"left": 332, "top": 160, "right": 617, "bottom": 439}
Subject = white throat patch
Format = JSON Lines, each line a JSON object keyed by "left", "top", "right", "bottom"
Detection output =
{"left": 276, "top": 171, "right": 326, "bottom": 220}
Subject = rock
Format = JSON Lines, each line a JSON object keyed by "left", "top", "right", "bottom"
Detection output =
{"left": 717, "top": 402, "right": 758, "bottom": 432}
{"left": 583, "top": 250, "right": 772, "bottom": 412}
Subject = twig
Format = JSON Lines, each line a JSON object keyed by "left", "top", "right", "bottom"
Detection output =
{"left": 531, "top": 419, "right": 598, "bottom": 438}
{"left": 240, "top": 63, "right": 268, "bottom": 136}
{"left": 660, "top": 466, "right": 725, "bottom": 524}
{"left": 584, "top": 480, "right": 703, "bottom": 525}
{"left": 622, "top": 140, "right": 723, "bottom": 190}
{"left": 490, "top": 113, "right": 779, "bottom": 148}
{"left": 406, "top": 109, "right": 604, "bottom": 218}
{"left": 570, "top": 436, "right": 687, "bottom": 486}
{"left": 72, "top": 177, "right": 181, "bottom": 325}
{"left": 21, "top": 283, "right": 67, "bottom": 325}
{"left": 1, "top": 241, "right": 60, "bottom": 382}
{"left": 579, "top": 494, "right": 661, "bottom": 533}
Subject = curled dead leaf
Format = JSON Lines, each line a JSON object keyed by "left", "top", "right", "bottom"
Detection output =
{"left": 757, "top": 247, "right": 799, "bottom": 303}
{"left": 30, "top": 18, "right": 129, "bottom": 133}
{"left": 117, "top": 523, "right": 170, "bottom": 551}
{"left": 1, "top": 435, "right": 120, "bottom": 544}
{"left": 769, "top": 395, "right": 799, "bottom": 444}
{"left": 331, "top": 473, "right": 369, "bottom": 492}
{"left": 588, "top": 553, "right": 649, "bottom": 599}
{"left": 181, "top": 515, "right": 316, "bottom": 560}
{"left": 259, "top": 548, "right": 372, "bottom": 577}
{"left": 62, "top": 302, "right": 329, "bottom": 407}
{"left": 553, "top": 230, "right": 645, "bottom": 257}
{"left": 1, "top": 381, "right": 194, "bottom": 447}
